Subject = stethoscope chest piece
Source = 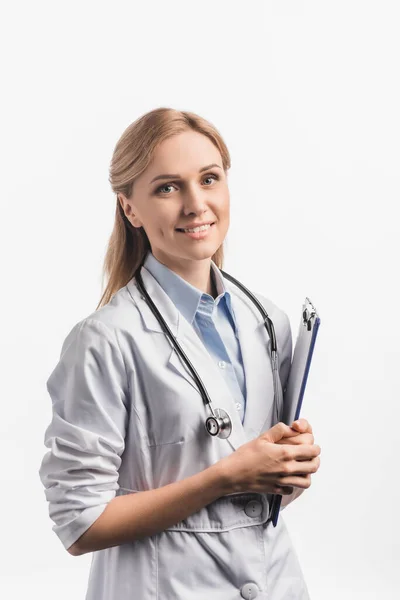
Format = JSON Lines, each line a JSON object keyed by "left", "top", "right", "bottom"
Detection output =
{"left": 205, "top": 408, "right": 232, "bottom": 439}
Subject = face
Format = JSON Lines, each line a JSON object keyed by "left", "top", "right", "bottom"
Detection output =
{"left": 118, "top": 130, "right": 230, "bottom": 272}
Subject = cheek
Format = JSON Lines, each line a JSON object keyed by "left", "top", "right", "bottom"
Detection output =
{"left": 157, "top": 215, "right": 177, "bottom": 238}
{"left": 142, "top": 209, "right": 173, "bottom": 235}
{"left": 221, "top": 189, "right": 230, "bottom": 210}
{"left": 142, "top": 220, "right": 165, "bottom": 242}
{"left": 220, "top": 194, "right": 230, "bottom": 220}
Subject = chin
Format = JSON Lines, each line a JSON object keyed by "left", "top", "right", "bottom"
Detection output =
{"left": 178, "top": 247, "right": 218, "bottom": 263}
{"left": 190, "top": 243, "right": 220, "bottom": 256}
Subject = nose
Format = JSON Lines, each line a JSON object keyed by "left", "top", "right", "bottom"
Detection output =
{"left": 182, "top": 184, "right": 208, "bottom": 217}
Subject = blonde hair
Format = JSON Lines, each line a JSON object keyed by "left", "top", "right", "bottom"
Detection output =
{"left": 96, "top": 107, "right": 231, "bottom": 310}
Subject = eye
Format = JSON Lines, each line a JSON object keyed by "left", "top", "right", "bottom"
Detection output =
{"left": 203, "top": 174, "right": 219, "bottom": 186}
{"left": 155, "top": 173, "right": 220, "bottom": 196}
{"left": 156, "top": 183, "right": 176, "bottom": 195}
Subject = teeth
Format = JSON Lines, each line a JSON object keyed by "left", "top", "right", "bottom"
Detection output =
{"left": 183, "top": 224, "right": 211, "bottom": 233}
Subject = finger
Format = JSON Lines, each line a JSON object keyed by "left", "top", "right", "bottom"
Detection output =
{"left": 283, "top": 443, "right": 321, "bottom": 461}
{"left": 276, "top": 433, "right": 314, "bottom": 446}
{"left": 277, "top": 474, "right": 312, "bottom": 489}
{"left": 277, "top": 456, "right": 319, "bottom": 477}
{"left": 291, "top": 418, "right": 312, "bottom": 434}
{"left": 290, "top": 419, "right": 308, "bottom": 433}
{"left": 289, "top": 456, "right": 320, "bottom": 475}
{"left": 262, "top": 422, "right": 299, "bottom": 443}
{"left": 274, "top": 486, "right": 294, "bottom": 495}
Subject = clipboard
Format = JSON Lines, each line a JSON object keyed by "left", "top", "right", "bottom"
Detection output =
{"left": 269, "top": 297, "right": 321, "bottom": 527}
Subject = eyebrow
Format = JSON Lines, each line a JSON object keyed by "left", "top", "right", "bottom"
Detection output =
{"left": 149, "top": 163, "right": 222, "bottom": 184}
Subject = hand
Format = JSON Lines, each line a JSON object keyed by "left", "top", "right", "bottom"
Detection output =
{"left": 275, "top": 418, "right": 319, "bottom": 497}
{"left": 219, "top": 422, "right": 321, "bottom": 496}
{"left": 276, "top": 418, "right": 314, "bottom": 447}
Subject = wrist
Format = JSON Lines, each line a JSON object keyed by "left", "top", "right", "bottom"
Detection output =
{"left": 205, "top": 459, "right": 231, "bottom": 496}
{"left": 210, "top": 457, "right": 239, "bottom": 496}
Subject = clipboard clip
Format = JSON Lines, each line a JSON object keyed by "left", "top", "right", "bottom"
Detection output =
{"left": 302, "top": 297, "right": 317, "bottom": 331}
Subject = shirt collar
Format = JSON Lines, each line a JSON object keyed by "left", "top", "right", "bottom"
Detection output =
{"left": 142, "top": 251, "right": 237, "bottom": 330}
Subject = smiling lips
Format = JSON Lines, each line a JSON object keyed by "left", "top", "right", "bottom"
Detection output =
{"left": 176, "top": 222, "right": 215, "bottom": 232}
{"left": 176, "top": 223, "right": 215, "bottom": 239}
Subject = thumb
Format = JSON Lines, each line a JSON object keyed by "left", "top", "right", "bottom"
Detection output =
{"left": 291, "top": 418, "right": 312, "bottom": 434}
{"left": 262, "top": 422, "right": 299, "bottom": 443}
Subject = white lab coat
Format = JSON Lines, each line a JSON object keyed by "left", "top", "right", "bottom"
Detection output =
{"left": 39, "top": 263, "right": 310, "bottom": 600}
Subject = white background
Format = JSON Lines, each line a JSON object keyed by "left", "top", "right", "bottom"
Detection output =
{"left": 1, "top": 1, "right": 399, "bottom": 598}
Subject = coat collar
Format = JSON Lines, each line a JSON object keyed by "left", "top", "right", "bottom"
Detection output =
{"left": 142, "top": 251, "right": 238, "bottom": 333}
{"left": 126, "top": 265, "right": 275, "bottom": 451}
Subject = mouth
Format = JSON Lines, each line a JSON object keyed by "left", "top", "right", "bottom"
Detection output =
{"left": 175, "top": 222, "right": 216, "bottom": 233}
{"left": 175, "top": 222, "right": 216, "bottom": 240}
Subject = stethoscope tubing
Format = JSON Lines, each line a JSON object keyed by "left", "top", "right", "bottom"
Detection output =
{"left": 135, "top": 266, "right": 281, "bottom": 428}
{"left": 220, "top": 269, "right": 277, "bottom": 354}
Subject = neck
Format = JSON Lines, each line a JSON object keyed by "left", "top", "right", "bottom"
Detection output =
{"left": 151, "top": 251, "right": 215, "bottom": 296}
{"left": 209, "top": 269, "right": 218, "bottom": 299}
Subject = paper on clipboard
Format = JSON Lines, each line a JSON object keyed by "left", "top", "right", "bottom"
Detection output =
{"left": 281, "top": 297, "right": 321, "bottom": 425}
{"left": 270, "top": 297, "right": 321, "bottom": 527}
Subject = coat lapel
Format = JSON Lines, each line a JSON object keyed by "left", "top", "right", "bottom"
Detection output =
{"left": 127, "top": 265, "right": 275, "bottom": 451}
{"left": 226, "top": 283, "right": 276, "bottom": 439}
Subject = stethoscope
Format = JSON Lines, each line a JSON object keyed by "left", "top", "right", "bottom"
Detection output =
{"left": 135, "top": 267, "right": 283, "bottom": 440}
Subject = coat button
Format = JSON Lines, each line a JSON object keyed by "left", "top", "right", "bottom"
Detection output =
{"left": 218, "top": 360, "right": 226, "bottom": 369}
{"left": 240, "top": 582, "right": 259, "bottom": 599}
{"left": 244, "top": 500, "right": 262, "bottom": 518}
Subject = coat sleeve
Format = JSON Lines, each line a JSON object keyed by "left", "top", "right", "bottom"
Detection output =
{"left": 38, "top": 317, "right": 129, "bottom": 551}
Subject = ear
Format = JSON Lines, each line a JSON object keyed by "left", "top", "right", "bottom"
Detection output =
{"left": 118, "top": 193, "right": 143, "bottom": 228}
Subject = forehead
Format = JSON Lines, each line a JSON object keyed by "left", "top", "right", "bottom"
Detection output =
{"left": 148, "top": 130, "right": 222, "bottom": 173}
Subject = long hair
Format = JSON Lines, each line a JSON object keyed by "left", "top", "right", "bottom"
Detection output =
{"left": 96, "top": 107, "right": 231, "bottom": 310}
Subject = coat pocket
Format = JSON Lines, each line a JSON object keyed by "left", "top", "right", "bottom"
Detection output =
{"left": 156, "top": 519, "right": 267, "bottom": 600}
{"left": 132, "top": 358, "right": 208, "bottom": 446}
{"left": 165, "top": 492, "right": 270, "bottom": 532}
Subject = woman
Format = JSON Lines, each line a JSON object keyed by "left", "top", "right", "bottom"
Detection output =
{"left": 39, "top": 107, "right": 321, "bottom": 599}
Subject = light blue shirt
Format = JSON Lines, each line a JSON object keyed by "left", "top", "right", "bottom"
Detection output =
{"left": 143, "top": 251, "right": 247, "bottom": 422}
